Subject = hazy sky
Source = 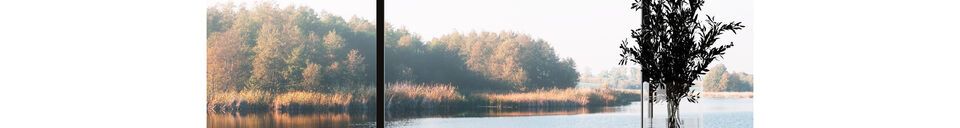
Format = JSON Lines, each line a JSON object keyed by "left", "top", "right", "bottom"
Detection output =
{"left": 207, "top": 0, "right": 376, "bottom": 21}
{"left": 387, "top": 0, "right": 753, "bottom": 74}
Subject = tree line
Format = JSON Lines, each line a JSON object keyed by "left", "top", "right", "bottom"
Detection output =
{"left": 579, "top": 64, "right": 753, "bottom": 92}
{"left": 580, "top": 67, "right": 643, "bottom": 89}
{"left": 384, "top": 25, "right": 580, "bottom": 93}
{"left": 700, "top": 64, "right": 753, "bottom": 92}
{"left": 207, "top": 3, "right": 376, "bottom": 93}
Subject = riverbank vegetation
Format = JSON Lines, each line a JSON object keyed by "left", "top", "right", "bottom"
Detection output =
{"left": 385, "top": 82, "right": 465, "bottom": 109}
{"left": 382, "top": 24, "right": 644, "bottom": 109}
{"left": 384, "top": 82, "right": 642, "bottom": 109}
{"left": 207, "top": 3, "right": 376, "bottom": 112}
{"left": 701, "top": 64, "right": 754, "bottom": 92}
{"left": 701, "top": 92, "right": 753, "bottom": 99}
{"left": 481, "top": 88, "right": 641, "bottom": 107}
{"left": 207, "top": 86, "right": 375, "bottom": 112}
{"left": 579, "top": 64, "right": 754, "bottom": 95}
{"left": 384, "top": 25, "right": 580, "bottom": 92}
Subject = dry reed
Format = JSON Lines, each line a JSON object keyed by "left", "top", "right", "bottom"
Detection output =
{"left": 385, "top": 82, "right": 465, "bottom": 109}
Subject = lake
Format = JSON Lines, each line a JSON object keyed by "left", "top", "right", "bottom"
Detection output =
{"left": 205, "top": 99, "right": 751, "bottom": 128}
{"left": 386, "top": 98, "right": 753, "bottom": 128}
{"left": 207, "top": 110, "right": 377, "bottom": 128}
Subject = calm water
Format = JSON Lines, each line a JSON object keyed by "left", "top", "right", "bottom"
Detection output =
{"left": 386, "top": 98, "right": 753, "bottom": 128}
{"left": 207, "top": 111, "right": 377, "bottom": 128}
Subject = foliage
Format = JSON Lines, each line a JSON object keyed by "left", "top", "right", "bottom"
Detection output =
{"left": 207, "top": 2, "right": 376, "bottom": 93}
{"left": 384, "top": 26, "right": 580, "bottom": 92}
{"left": 580, "top": 67, "right": 644, "bottom": 89}
{"left": 619, "top": 0, "right": 745, "bottom": 127}
{"left": 207, "top": 2, "right": 376, "bottom": 112}
{"left": 700, "top": 64, "right": 753, "bottom": 92}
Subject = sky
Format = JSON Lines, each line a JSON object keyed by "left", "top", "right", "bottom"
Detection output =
{"left": 387, "top": 0, "right": 753, "bottom": 74}
{"left": 207, "top": 0, "right": 376, "bottom": 21}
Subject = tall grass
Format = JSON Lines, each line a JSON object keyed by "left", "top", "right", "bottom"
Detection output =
{"left": 207, "top": 85, "right": 376, "bottom": 112}
{"left": 481, "top": 88, "right": 589, "bottom": 107}
{"left": 384, "top": 82, "right": 644, "bottom": 109}
{"left": 271, "top": 91, "right": 352, "bottom": 111}
{"left": 386, "top": 82, "right": 465, "bottom": 109}
{"left": 481, "top": 88, "right": 642, "bottom": 107}
{"left": 208, "top": 89, "right": 272, "bottom": 111}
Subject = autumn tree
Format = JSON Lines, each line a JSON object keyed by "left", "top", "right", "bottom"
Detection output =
{"left": 207, "top": 22, "right": 251, "bottom": 92}
{"left": 701, "top": 64, "right": 728, "bottom": 92}
{"left": 207, "top": 2, "right": 376, "bottom": 94}
{"left": 302, "top": 63, "right": 323, "bottom": 89}
{"left": 701, "top": 65, "right": 754, "bottom": 92}
{"left": 323, "top": 30, "right": 344, "bottom": 61}
{"left": 344, "top": 49, "right": 367, "bottom": 86}
{"left": 249, "top": 22, "right": 285, "bottom": 92}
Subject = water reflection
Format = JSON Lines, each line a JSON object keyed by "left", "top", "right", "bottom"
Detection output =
{"left": 386, "top": 99, "right": 753, "bottom": 128}
{"left": 208, "top": 111, "right": 376, "bottom": 128}
{"left": 385, "top": 107, "right": 640, "bottom": 128}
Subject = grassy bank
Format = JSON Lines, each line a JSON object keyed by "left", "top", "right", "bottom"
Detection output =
{"left": 385, "top": 82, "right": 642, "bottom": 109}
{"left": 481, "top": 88, "right": 641, "bottom": 107}
{"left": 385, "top": 82, "right": 465, "bottom": 109}
{"left": 208, "top": 86, "right": 376, "bottom": 112}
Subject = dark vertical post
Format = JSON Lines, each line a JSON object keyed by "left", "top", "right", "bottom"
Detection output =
{"left": 376, "top": 0, "right": 385, "bottom": 127}
{"left": 638, "top": 0, "right": 652, "bottom": 127}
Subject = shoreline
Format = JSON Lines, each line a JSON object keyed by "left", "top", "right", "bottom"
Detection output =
{"left": 700, "top": 92, "right": 753, "bottom": 99}
{"left": 385, "top": 83, "right": 644, "bottom": 110}
{"left": 207, "top": 90, "right": 377, "bottom": 113}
